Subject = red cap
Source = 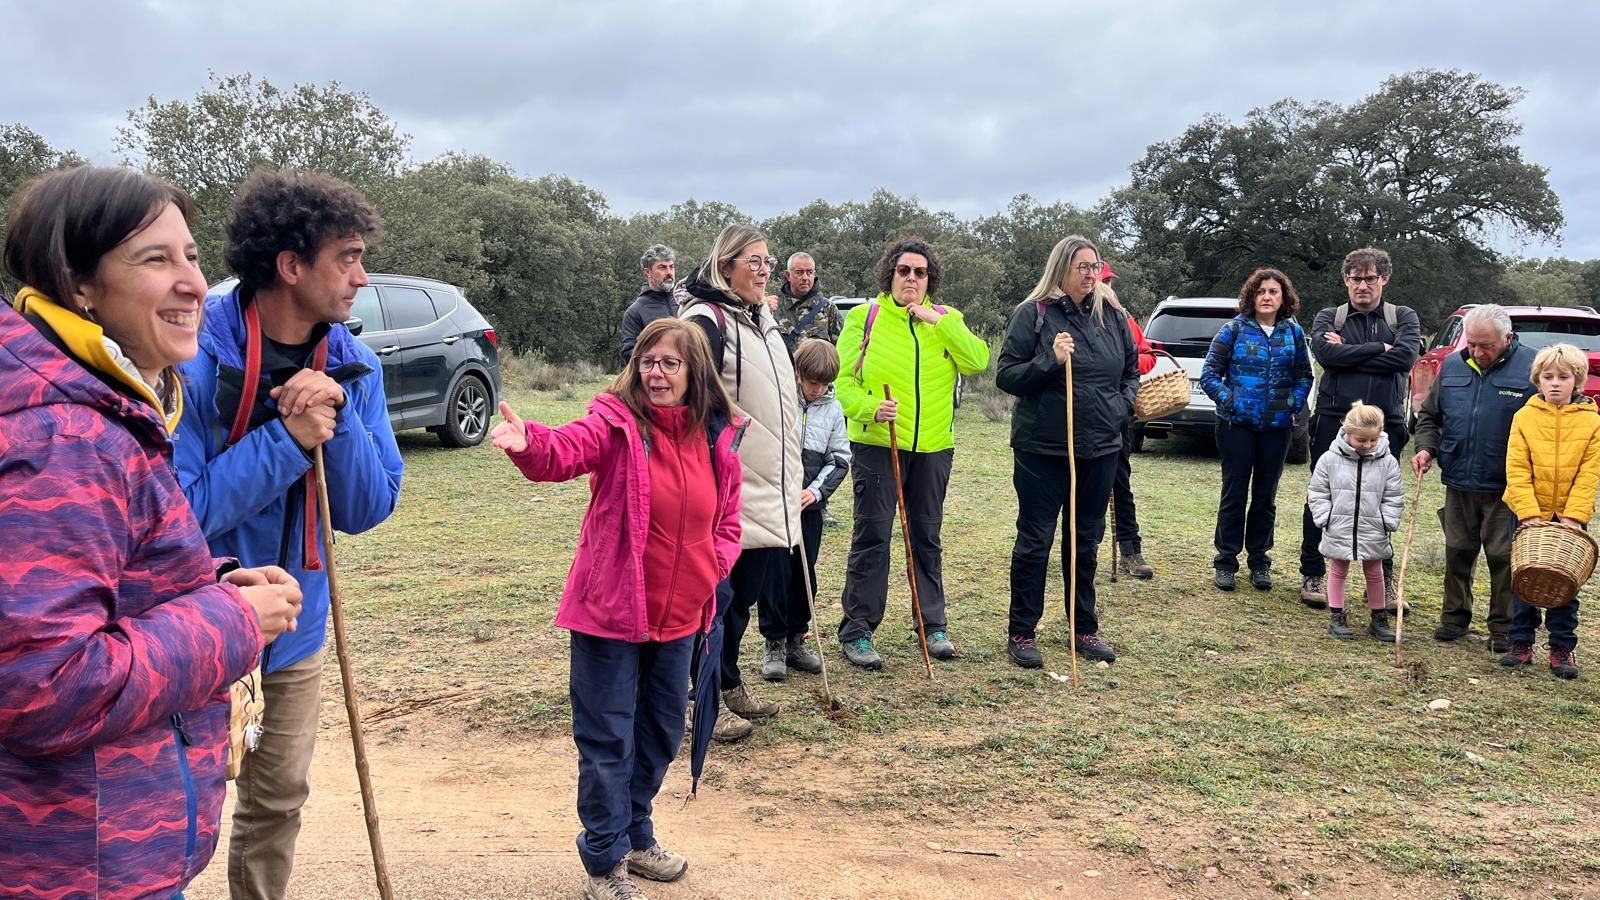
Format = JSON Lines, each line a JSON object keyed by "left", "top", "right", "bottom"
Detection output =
{"left": 1099, "top": 260, "right": 1119, "bottom": 282}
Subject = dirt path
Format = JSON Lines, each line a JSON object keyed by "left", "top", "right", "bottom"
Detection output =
{"left": 181, "top": 713, "right": 1214, "bottom": 900}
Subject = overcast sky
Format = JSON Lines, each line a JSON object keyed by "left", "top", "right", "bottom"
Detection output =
{"left": 7, "top": 0, "right": 1596, "bottom": 259}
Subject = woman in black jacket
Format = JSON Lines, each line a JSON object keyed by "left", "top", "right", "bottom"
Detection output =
{"left": 996, "top": 236, "right": 1137, "bottom": 670}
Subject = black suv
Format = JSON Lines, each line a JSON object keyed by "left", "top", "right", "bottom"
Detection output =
{"left": 209, "top": 274, "right": 502, "bottom": 448}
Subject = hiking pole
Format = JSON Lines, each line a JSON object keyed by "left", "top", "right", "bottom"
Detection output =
{"left": 1108, "top": 495, "right": 1119, "bottom": 583}
{"left": 313, "top": 446, "right": 395, "bottom": 900}
{"left": 1392, "top": 473, "right": 1426, "bottom": 666}
{"left": 795, "top": 534, "right": 837, "bottom": 709}
{"left": 1064, "top": 359, "right": 1079, "bottom": 687}
{"left": 882, "top": 385, "right": 935, "bottom": 680}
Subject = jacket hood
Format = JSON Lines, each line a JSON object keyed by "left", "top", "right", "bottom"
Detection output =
{"left": 1526, "top": 394, "right": 1598, "bottom": 414}
{"left": 1, "top": 289, "right": 180, "bottom": 435}
{"left": 781, "top": 280, "right": 823, "bottom": 303}
{"left": 1331, "top": 428, "right": 1392, "bottom": 460}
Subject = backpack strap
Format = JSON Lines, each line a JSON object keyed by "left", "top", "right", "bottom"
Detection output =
{"left": 1333, "top": 302, "right": 1350, "bottom": 331}
{"left": 793, "top": 294, "right": 829, "bottom": 335}
{"left": 1332, "top": 301, "right": 1398, "bottom": 335}
{"left": 851, "top": 301, "right": 880, "bottom": 381}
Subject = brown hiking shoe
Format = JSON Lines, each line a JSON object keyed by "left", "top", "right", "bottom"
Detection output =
{"left": 1118, "top": 549, "right": 1154, "bottom": 579}
{"left": 585, "top": 859, "right": 647, "bottom": 900}
{"left": 711, "top": 703, "right": 752, "bottom": 743}
{"left": 722, "top": 683, "right": 779, "bottom": 719}
{"left": 627, "top": 843, "right": 689, "bottom": 882}
{"left": 1300, "top": 575, "right": 1328, "bottom": 609}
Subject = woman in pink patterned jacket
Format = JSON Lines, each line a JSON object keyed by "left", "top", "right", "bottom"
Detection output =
{"left": 0, "top": 167, "right": 302, "bottom": 900}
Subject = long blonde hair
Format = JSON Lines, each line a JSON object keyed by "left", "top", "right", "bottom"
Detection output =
{"left": 1026, "top": 235, "right": 1106, "bottom": 324}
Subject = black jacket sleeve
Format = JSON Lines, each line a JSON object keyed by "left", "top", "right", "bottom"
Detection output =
{"left": 996, "top": 302, "right": 1059, "bottom": 397}
{"left": 619, "top": 304, "right": 644, "bottom": 362}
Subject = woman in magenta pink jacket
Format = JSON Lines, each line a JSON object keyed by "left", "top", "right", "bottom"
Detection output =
{"left": 493, "top": 317, "right": 743, "bottom": 899}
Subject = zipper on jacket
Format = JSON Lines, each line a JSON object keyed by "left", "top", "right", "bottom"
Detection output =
{"left": 908, "top": 316, "right": 923, "bottom": 453}
{"left": 1352, "top": 455, "right": 1365, "bottom": 561}
{"left": 171, "top": 714, "right": 198, "bottom": 865}
{"left": 1554, "top": 411, "right": 1563, "bottom": 519}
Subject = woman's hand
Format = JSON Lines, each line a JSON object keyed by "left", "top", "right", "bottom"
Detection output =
{"left": 874, "top": 399, "right": 898, "bottom": 423}
{"left": 1052, "top": 332, "right": 1075, "bottom": 364}
{"left": 906, "top": 303, "right": 944, "bottom": 325}
{"left": 239, "top": 575, "right": 302, "bottom": 642}
{"left": 491, "top": 402, "right": 529, "bottom": 454}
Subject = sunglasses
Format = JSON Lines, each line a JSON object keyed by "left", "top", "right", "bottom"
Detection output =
{"left": 895, "top": 264, "right": 929, "bottom": 280}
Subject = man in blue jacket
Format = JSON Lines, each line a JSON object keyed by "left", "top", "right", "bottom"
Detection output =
{"left": 1410, "top": 305, "right": 1536, "bottom": 653}
{"left": 177, "top": 170, "right": 403, "bottom": 900}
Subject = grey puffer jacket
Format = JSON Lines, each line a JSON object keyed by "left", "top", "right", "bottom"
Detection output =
{"left": 1308, "top": 430, "right": 1405, "bottom": 561}
{"left": 798, "top": 386, "right": 851, "bottom": 510}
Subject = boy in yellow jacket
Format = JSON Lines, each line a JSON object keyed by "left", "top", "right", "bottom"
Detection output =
{"left": 1502, "top": 343, "right": 1600, "bottom": 678}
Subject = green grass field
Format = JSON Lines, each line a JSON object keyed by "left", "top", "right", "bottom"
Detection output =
{"left": 333, "top": 380, "right": 1600, "bottom": 897}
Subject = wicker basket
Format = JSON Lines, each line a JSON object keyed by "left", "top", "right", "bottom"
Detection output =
{"left": 1511, "top": 520, "right": 1598, "bottom": 609}
{"left": 1134, "top": 349, "right": 1190, "bottom": 422}
{"left": 228, "top": 667, "right": 266, "bottom": 780}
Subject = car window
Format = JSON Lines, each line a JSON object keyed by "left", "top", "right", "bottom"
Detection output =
{"left": 1431, "top": 316, "right": 1463, "bottom": 350}
{"left": 1514, "top": 319, "right": 1600, "bottom": 352}
{"left": 349, "top": 286, "right": 382, "bottom": 330}
{"left": 1145, "top": 308, "right": 1234, "bottom": 344}
{"left": 425, "top": 289, "right": 458, "bottom": 319}
{"left": 380, "top": 286, "right": 439, "bottom": 330}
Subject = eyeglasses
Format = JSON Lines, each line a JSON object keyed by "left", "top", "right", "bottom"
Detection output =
{"left": 637, "top": 356, "right": 683, "bottom": 374}
{"left": 738, "top": 255, "right": 778, "bottom": 272}
{"left": 1073, "top": 261, "right": 1106, "bottom": 275}
{"left": 1345, "top": 274, "right": 1383, "bottom": 285}
{"left": 895, "top": 264, "right": 929, "bottom": 280}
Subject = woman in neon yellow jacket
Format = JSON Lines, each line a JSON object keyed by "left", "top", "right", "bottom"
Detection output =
{"left": 834, "top": 237, "right": 990, "bottom": 669}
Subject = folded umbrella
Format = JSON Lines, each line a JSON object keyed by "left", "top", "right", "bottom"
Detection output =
{"left": 687, "top": 580, "right": 732, "bottom": 799}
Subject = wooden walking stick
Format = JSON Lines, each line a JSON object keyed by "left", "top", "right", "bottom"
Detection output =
{"left": 795, "top": 535, "right": 838, "bottom": 709}
{"left": 882, "top": 385, "right": 935, "bottom": 679}
{"left": 1064, "top": 360, "right": 1079, "bottom": 687}
{"left": 313, "top": 446, "right": 395, "bottom": 900}
{"left": 1108, "top": 495, "right": 1119, "bottom": 583}
{"left": 1392, "top": 473, "right": 1427, "bottom": 666}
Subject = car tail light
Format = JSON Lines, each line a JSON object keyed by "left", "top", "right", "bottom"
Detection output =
{"left": 484, "top": 328, "right": 497, "bottom": 347}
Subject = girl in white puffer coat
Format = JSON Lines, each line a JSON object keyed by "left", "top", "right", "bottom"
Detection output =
{"left": 1307, "top": 401, "right": 1406, "bottom": 642}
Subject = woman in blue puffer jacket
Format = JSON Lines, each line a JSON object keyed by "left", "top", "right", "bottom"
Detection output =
{"left": 1201, "top": 268, "right": 1314, "bottom": 592}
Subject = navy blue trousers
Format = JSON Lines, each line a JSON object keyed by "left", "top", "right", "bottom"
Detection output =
{"left": 1506, "top": 518, "right": 1582, "bottom": 649}
{"left": 570, "top": 631, "right": 694, "bottom": 876}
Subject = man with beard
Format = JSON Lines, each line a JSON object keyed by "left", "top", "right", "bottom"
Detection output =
{"left": 772, "top": 252, "right": 843, "bottom": 353}
{"left": 619, "top": 243, "right": 678, "bottom": 362}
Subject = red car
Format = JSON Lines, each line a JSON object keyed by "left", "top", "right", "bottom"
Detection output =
{"left": 1410, "top": 305, "right": 1600, "bottom": 418}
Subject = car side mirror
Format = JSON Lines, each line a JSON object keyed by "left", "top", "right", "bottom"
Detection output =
{"left": 346, "top": 316, "right": 364, "bottom": 337}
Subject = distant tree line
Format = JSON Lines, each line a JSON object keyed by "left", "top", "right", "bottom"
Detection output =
{"left": 2, "top": 69, "right": 1590, "bottom": 362}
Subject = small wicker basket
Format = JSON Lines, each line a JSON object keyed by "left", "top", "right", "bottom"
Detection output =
{"left": 228, "top": 667, "right": 266, "bottom": 780}
{"left": 1510, "top": 520, "right": 1598, "bottom": 609}
{"left": 1134, "top": 349, "right": 1190, "bottom": 422}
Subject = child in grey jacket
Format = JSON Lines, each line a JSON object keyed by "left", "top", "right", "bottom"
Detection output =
{"left": 1307, "top": 401, "right": 1406, "bottom": 641}
{"left": 769, "top": 339, "right": 852, "bottom": 681}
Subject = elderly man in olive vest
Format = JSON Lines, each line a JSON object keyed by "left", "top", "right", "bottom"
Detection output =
{"left": 1411, "top": 304, "right": 1537, "bottom": 654}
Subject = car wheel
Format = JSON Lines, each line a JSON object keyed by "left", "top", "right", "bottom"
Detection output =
{"left": 439, "top": 375, "right": 491, "bottom": 448}
{"left": 1286, "top": 424, "right": 1311, "bottom": 464}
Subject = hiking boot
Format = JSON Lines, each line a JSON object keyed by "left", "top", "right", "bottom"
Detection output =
{"left": 722, "top": 683, "right": 778, "bottom": 719}
{"left": 1488, "top": 633, "right": 1511, "bottom": 655}
{"left": 1300, "top": 575, "right": 1328, "bottom": 609}
{"left": 1551, "top": 646, "right": 1581, "bottom": 680}
{"left": 761, "top": 639, "right": 787, "bottom": 682}
{"left": 785, "top": 635, "right": 822, "bottom": 674}
{"left": 1118, "top": 548, "right": 1154, "bottom": 580}
{"left": 1214, "top": 569, "right": 1236, "bottom": 592}
{"left": 925, "top": 630, "right": 957, "bottom": 660}
{"left": 585, "top": 859, "right": 646, "bottom": 900}
{"left": 1368, "top": 610, "right": 1397, "bottom": 643}
{"left": 1327, "top": 609, "right": 1355, "bottom": 640}
{"left": 711, "top": 703, "right": 753, "bottom": 743}
{"left": 1073, "top": 633, "right": 1117, "bottom": 663}
{"left": 627, "top": 843, "right": 689, "bottom": 882}
{"left": 1249, "top": 567, "right": 1273, "bottom": 591}
{"left": 1433, "top": 622, "right": 1469, "bottom": 642}
{"left": 823, "top": 510, "right": 841, "bottom": 528}
{"left": 1499, "top": 641, "right": 1534, "bottom": 667}
{"left": 1007, "top": 634, "right": 1043, "bottom": 669}
{"left": 842, "top": 636, "right": 883, "bottom": 670}
{"left": 1383, "top": 576, "right": 1411, "bottom": 613}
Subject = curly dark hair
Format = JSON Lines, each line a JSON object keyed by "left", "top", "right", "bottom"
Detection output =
{"left": 875, "top": 236, "right": 942, "bottom": 298}
{"left": 224, "top": 169, "right": 383, "bottom": 292}
{"left": 1238, "top": 268, "right": 1301, "bottom": 319}
{"left": 1342, "top": 247, "right": 1392, "bottom": 278}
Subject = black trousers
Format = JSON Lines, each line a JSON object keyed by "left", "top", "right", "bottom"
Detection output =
{"left": 724, "top": 546, "right": 798, "bottom": 687}
{"left": 1300, "top": 414, "right": 1408, "bottom": 579}
{"left": 1213, "top": 420, "right": 1292, "bottom": 573}
{"left": 1111, "top": 420, "right": 1141, "bottom": 551}
{"left": 1008, "top": 449, "right": 1118, "bottom": 639}
{"left": 838, "top": 443, "right": 953, "bottom": 643}
{"left": 786, "top": 507, "right": 825, "bottom": 628}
